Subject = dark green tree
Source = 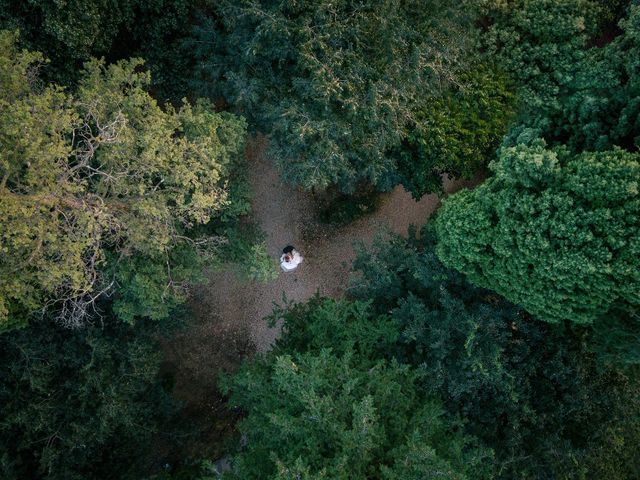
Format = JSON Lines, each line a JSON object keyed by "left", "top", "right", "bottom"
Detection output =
{"left": 434, "top": 139, "right": 640, "bottom": 325}
{"left": 484, "top": 0, "right": 640, "bottom": 152}
{"left": 0, "top": 0, "right": 136, "bottom": 76}
{"left": 0, "top": 0, "right": 202, "bottom": 97}
{"left": 215, "top": 0, "right": 478, "bottom": 193}
{"left": 396, "top": 66, "right": 514, "bottom": 198}
{"left": 482, "top": 0, "right": 601, "bottom": 114}
{"left": 349, "top": 228, "right": 640, "bottom": 479}
{"left": 0, "top": 315, "right": 174, "bottom": 480}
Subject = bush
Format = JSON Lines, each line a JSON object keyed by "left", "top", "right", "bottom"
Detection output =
{"left": 317, "top": 187, "right": 382, "bottom": 227}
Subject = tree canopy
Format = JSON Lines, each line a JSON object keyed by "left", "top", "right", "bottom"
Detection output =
{"left": 214, "top": 0, "right": 484, "bottom": 193}
{"left": 0, "top": 315, "right": 173, "bottom": 480}
{"left": 484, "top": 0, "right": 640, "bottom": 152}
{"left": 0, "top": 0, "right": 199, "bottom": 97}
{"left": 434, "top": 139, "right": 640, "bottom": 325}
{"left": 349, "top": 229, "right": 640, "bottom": 479}
{"left": 1, "top": 1, "right": 640, "bottom": 479}
{"left": 223, "top": 349, "right": 487, "bottom": 480}
{"left": 0, "top": 31, "right": 247, "bottom": 330}
{"left": 396, "top": 65, "right": 514, "bottom": 198}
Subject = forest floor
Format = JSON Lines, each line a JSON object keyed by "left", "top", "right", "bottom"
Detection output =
{"left": 158, "top": 134, "right": 478, "bottom": 462}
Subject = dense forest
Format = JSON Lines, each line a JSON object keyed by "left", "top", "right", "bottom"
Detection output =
{"left": 0, "top": 0, "right": 638, "bottom": 479}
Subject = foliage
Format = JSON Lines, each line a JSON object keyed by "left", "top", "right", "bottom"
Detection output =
{"left": 215, "top": 0, "right": 478, "bottom": 193}
{"left": 180, "top": 15, "right": 228, "bottom": 102}
{"left": 397, "top": 65, "right": 515, "bottom": 199}
{"left": 0, "top": 32, "right": 248, "bottom": 330}
{"left": 593, "top": 0, "right": 633, "bottom": 31}
{"left": 110, "top": 246, "right": 206, "bottom": 324}
{"left": 609, "top": 3, "right": 640, "bottom": 149}
{"left": 0, "top": 0, "right": 137, "bottom": 81}
{"left": 268, "top": 296, "right": 399, "bottom": 359}
{"left": 589, "top": 307, "right": 640, "bottom": 369}
{"left": 484, "top": 0, "right": 640, "bottom": 152}
{"left": 349, "top": 228, "right": 640, "bottom": 479}
{"left": 125, "top": 0, "right": 201, "bottom": 101}
{"left": 580, "top": 370, "right": 640, "bottom": 479}
{"left": 1, "top": 4, "right": 639, "bottom": 480}
{"left": 216, "top": 224, "right": 279, "bottom": 282}
{"left": 434, "top": 139, "right": 640, "bottom": 325}
{"left": 317, "top": 187, "right": 381, "bottom": 226}
{"left": 482, "top": 0, "right": 600, "bottom": 113}
{"left": 221, "top": 346, "right": 489, "bottom": 480}
{"left": 0, "top": 315, "right": 175, "bottom": 480}
{"left": 0, "top": 0, "right": 202, "bottom": 97}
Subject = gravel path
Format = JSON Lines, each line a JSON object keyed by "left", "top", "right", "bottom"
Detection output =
{"left": 193, "top": 135, "right": 477, "bottom": 352}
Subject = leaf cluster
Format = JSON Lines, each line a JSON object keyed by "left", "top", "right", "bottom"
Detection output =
{"left": 0, "top": 0, "right": 200, "bottom": 97}
{"left": 223, "top": 333, "right": 488, "bottom": 480}
{"left": 350, "top": 230, "right": 640, "bottom": 478}
{"left": 396, "top": 65, "right": 515, "bottom": 198}
{"left": 0, "top": 315, "right": 175, "bottom": 480}
{"left": 484, "top": 0, "right": 640, "bottom": 151}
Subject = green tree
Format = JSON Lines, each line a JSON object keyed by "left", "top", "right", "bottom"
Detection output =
{"left": 609, "top": 3, "right": 640, "bottom": 149}
{"left": 0, "top": 0, "right": 200, "bottom": 97}
{"left": 215, "top": 0, "right": 477, "bottom": 193}
{"left": 483, "top": 0, "right": 640, "bottom": 152}
{"left": 482, "top": 0, "right": 601, "bottom": 113}
{"left": 0, "top": 0, "right": 136, "bottom": 74}
{"left": 0, "top": 31, "right": 247, "bottom": 330}
{"left": 396, "top": 66, "right": 514, "bottom": 198}
{"left": 0, "top": 314, "right": 174, "bottom": 480}
{"left": 434, "top": 139, "right": 640, "bottom": 325}
{"left": 222, "top": 346, "right": 489, "bottom": 480}
{"left": 350, "top": 228, "right": 640, "bottom": 479}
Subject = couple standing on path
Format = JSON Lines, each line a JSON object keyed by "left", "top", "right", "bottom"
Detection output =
{"left": 280, "top": 245, "right": 303, "bottom": 272}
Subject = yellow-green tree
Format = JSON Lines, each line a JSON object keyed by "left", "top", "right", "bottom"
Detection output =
{"left": 0, "top": 31, "right": 247, "bottom": 330}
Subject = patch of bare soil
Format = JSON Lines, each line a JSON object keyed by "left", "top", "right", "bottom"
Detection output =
{"left": 157, "top": 134, "right": 480, "bottom": 463}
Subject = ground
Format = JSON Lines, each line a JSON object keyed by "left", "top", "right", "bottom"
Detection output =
{"left": 158, "top": 134, "right": 478, "bottom": 463}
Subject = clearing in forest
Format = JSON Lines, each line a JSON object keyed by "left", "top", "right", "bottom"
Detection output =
{"left": 159, "top": 135, "right": 477, "bottom": 459}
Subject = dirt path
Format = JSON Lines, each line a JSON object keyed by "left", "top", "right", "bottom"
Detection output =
{"left": 194, "top": 135, "right": 476, "bottom": 352}
{"left": 158, "top": 135, "right": 478, "bottom": 460}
